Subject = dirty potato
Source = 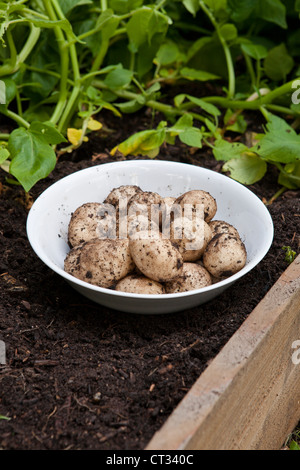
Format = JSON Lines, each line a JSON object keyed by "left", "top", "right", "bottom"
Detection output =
{"left": 126, "top": 214, "right": 160, "bottom": 239}
{"left": 170, "top": 216, "right": 213, "bottom": 262}
{"left": 175, "top": 190, "right": 217, "bottom": 222}
{"left": 115, "top": 274, "right": 165, "bottom": 295}
{"left": 129, "top": 231, "right": 183, "bottom": 282}
{"left": 104, "top": 185, "right": 143, "bottom": 211}
{"left": 127, "top": 191, "right": 163, "bottom": 227}
{"left": 203, "top": 233, "right": 247, "bottom": 278}
{"left": 64, "top": 238, "right": 135, "bottom": 288}
{"left": 68, "top": 202, "right": 116, "bottom": 247}
{"left": 165, "top": 263, "right": 212, "bottom": 293}
{"left": 209, "top": 220, "right": 241, "bottom": 239}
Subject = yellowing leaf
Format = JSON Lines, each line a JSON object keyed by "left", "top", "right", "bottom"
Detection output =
{"left": 111, "top": 129, "right": 166, "bottom": 158}
{"left": 67, "top": 128, "right": 88, "bottom": 146}
{"left": 87, "top": 118, "right": 103, "bottom": 131}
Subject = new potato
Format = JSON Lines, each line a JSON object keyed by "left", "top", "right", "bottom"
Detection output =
{"left": 175, "top": 190, "right": 217, "bottom": 222}
{"left": 64, "top": 238, "right": 135, "bottom": 288}
{"left": 165, "top": 263, "right": 212, "bottom": 293}
{"left": 209, "top": 220, "right": 241, "bottom": 239}
{"left": 129, "top": 231, "right": 183, "bottom": 283}
{"left": 170, "top": 216, "right": 213, "bottom": 262}
{"left": 64, "top": 184, "right": 247, "bottom": 295}
{"left": 104, "top": 185, "right": 143, "bottom": 211}
{"left": 68, "top": 202, "right": 116, "bottom": 247}
{"left": 115, "top": 274, "right": 165, "bottom": 295}
{"left": 203, "top": 233, "right": 247, "bottom": 278}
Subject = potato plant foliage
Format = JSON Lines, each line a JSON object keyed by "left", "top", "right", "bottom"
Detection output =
{"left": 0, "top": 0, "right": 300, "bottom": 192}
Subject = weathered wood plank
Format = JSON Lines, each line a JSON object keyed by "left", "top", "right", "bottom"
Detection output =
{"left": 146, "top": 255, "right": 300, "bottom": 450}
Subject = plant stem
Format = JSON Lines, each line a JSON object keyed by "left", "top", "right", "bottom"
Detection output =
{"left": 267, "top": 186, "right": 286, "bottom": 205}
{"left": 0, "top": 24, "right": 40, "bottom": 77}
{"left": 42, "top": 0, "right": 69, "bottom": 125}
{"left": 202, "top": 79, "right": 300, "bottom": 111}
{"left": 199, "top": 0, "right": 235, "bottom": 99}
{"left": 266, "top": 104, "right": 296, "bottom": 116}
{"left": 274, "top": 163, "right": 300, "bottom": 185}
{"left": 51, "top": 0, "right": 82, "bottom": 132}
{"left": 17, "top": 24, "right": 40, "bottom": 68}
{"left": 259, "top": 106, "right": 270, "bottom": 122}
{"left": 6, "top": 28, "right": 17, "bottom": 71}
{"left": 91, "top": 39, "right": 110, "bottom": 73}
{"left": 0, "top": 133, "right": 10, "bottom": 140}
{"left": 2, "top": 109, "right": 30, "bottom": 129}
{"left": 92, "top": 79, "right": 207, "bottom": 122}
{"left": 242, "top": 52, "right": 256, "bottom": 89}
{"left": 101, "top": 0, "right": 107, "bottom": 11}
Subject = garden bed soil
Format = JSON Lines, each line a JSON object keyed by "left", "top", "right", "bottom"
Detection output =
{"left": 0, "top": 108, "right": 299, "bottom": 450}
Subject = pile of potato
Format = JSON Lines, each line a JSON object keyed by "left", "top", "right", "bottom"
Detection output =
{"left": 64, "top": 185, "right": 247, "bottom": 295}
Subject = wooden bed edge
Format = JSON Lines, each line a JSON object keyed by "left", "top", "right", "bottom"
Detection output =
{"left": 146, "top": 255, "right": 300, "bottom": 450}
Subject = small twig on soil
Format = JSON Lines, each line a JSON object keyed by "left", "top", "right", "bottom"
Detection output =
{"left": 73, "top": 394, "right": 95, "bottom": 413}
{"left": 42, "top": 406, "right": 57, "bottom": 433}
{"left": 180, "top": 338, "right": 201, "bottom": 353}
{"left": 33, "top": 359, "right": 59, "bottom": 366}
{"left": 97, "top": 427, "right": 127, "bottom": 443}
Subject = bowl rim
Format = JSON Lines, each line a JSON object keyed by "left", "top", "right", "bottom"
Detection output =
{"left": 26, "top": 160, "right": 274, "bottom": 300}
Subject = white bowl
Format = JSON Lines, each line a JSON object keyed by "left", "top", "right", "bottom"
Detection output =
{"left": 26, "top": 160, "right": 274, "bottom": 314}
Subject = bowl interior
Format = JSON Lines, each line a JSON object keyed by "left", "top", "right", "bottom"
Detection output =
{"left": 27, "top": 160, "right": 274, "bottom": 304}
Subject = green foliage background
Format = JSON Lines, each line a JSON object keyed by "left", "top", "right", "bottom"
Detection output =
{"left": 0, "top": 0, "right": 300, "bottom": 192}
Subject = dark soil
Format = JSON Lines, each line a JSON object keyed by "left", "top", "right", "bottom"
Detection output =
{"left": 0, "top": 108, "right": 299, "bottom": 450}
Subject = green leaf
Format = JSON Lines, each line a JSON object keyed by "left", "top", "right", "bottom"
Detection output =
{"left": 289, "top": 440, "right": 300, "bottom": 450}
{"left": 229, "top": 0, "right": 287, "bottom": 27}
{"left": 109, "top": 0, "right": 143, "bottom": 14}
{"left": 228, "top": 0, "right": 258, "bottom": 22}
{"left": 59, "top": 0, "right": 93, "bottom": 14}
{"left": 180, "top": 67, "right": 220, "bottom": 82}
{"left": 104, "top": 66, "right": 133, "bottom": 90}
{"left": 154, "top": 41, "right": 180, "bottom": 66}
{"left": 111, "top": 128, "right": 166, "bottom": 157}
{"left": 8, "top": 127, "right": 58, "bottom": 192}
{"left": 219, "top": 24, "right": 238, "bottom": 42}
{"left": 186, "top": 36, "right": 212, "bottom": 62}
{"left": 115, "top": 99, "right": 144, "bottom": 113}
{"left": 264, "top": 44, "right": 294, "bottom": 81}
{"left": 95, "top": 9, "right": 120, "bottom": 40}
{"left": 253, "top": 114, "right": 300, "bottom": 163}
{"left": 278, "top": 162, "right": 300, "bottom": 189}
{"left": 29, "top": 121, "right": 67, "bottom": 145}
{"left": 169, "top": 114, "right": 203, "bottom": 148}
{"left": 171, "top": 113, "right": 194, "bottom": 132}
{"left": 203, "top": 0, "right": 228, "bottom": 15}
{"left": 213, "top": 139, "right": 249, "bottom": 161}
{"left": 179, "top": 127, "right": 203, "bottom": 148}
{"left": 223, "top": 154, "right": 268, "bottom": 184}
{"left": 27, "top": 18, "right": 83, "bottom": 44}
{"left": 175, "top": 94, "right": 221, "bottom": 117}
{"left": 183, "top": 0, "right": 201, "bottom": 15}
{"left": 126, "top": 7, "right": 169, "bottom": 53}
{"left": 240, "top": 42, "right": 268, "bottom": 61}
{"left": 126, "top": 7, "right": 153, "bottom": 51}
{"left": 0, "top": 147, "right": 9, "bottom": 164}
{"left": 255, "top": 0, "right": 287, "bottom": 29}
{"left": 0, "top": 78, "right": 17, "bottom": 109}
{"left": 224, "top": 109, "right": 248, "bottom": 134}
